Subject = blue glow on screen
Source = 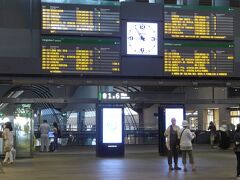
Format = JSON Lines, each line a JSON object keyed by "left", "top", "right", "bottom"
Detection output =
{"left": 48, "top": 131, "right": 54, "bottom": 138}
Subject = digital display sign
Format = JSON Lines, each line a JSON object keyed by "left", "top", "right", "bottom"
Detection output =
{"left": 164, "top": 42, "right": 234, "bottom": 76}
{"left": 41, "top": 2, "right": 120, "bottom": 36}
{"left": 41, "top": 37, "right": 120, "bottom": 74}
{"left": 99, "top": 92, "right": 130, "bottom": 100}
{"left": 165, "top": 108, "right": 184, "bottom": 130}
{"left": 164, "top": 6, "right": 235, "bottom": 40}
{"left": 102, "top": 108, "right": 122, "bottom": 144}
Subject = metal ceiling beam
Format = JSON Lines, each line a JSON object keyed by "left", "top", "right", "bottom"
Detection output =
{"left": 1, "top": 97, "right": 240, "bottom": 105}
{"left": 0, "top": 76, "right": 238, "bottom": 87}
{"left": 0, "top": 98, "right": 98, "bottom": 104}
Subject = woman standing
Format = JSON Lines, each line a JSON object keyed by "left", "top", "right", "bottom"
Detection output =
{"left": 3, "top": 122, "right": 14, "bottom": 165}
{"left": 180, "top": 120, "right": 196, "bottom": 172}
{"left": 53, "top": 122, "right": 59, "bottom": 151}
{"left": 234, "top": 123, "right": 240, "bottom": 177}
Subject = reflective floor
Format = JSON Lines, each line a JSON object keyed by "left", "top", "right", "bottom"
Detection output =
{"left": 0, "top": 145, "right": 237, "bottom": 180}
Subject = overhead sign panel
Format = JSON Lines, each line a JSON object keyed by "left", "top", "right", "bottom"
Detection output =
{"left": 164, "top": 6, "right": 235, "bottom": 40}
{"left": 41, "top": 37, "right": 120, "bottom": 74}
{"left": 41, "top": 2, "right": 120, "bottom": 36}
{"left": 164, "top": 42, "right": 234, "bottom": 77}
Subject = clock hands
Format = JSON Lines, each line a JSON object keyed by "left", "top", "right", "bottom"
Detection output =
{"left": 135, "top": 27, "right": 145, "bottom": 41}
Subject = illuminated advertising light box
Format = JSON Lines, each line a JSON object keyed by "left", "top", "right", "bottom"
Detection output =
{"left": 96, "top": 104, "right": 124, "bottom": 157}
{"left": 102, "top": 108, "right": 122, "bottom": 144}
{"left": 165, "top": 108, "right": 184, "bottom": 129}
{"left": 158, "top": 105, "right": 185, "bottom": 155}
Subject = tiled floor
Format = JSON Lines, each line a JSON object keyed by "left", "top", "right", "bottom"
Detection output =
{"left": 0, "top": 145, "right": 237, "bottom": 180}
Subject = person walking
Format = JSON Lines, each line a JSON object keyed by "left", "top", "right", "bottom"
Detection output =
{"left": 39, "top": 120, "right": 50, "bottom": 152}
{"left": 233, "top": 123, "right": 240, "bottom": 177}
{"left": 164, "top": 117, "right": 181, "bottom": 171}
{"left": 53, "top": 122, "right": 59, "bottom": 152}
{"left": 180, "top": 120, "right": 196, "bottom": 172}
{"left": 2, "top": 122, "right": 14, "bottom": 165}
{"left": 208, "top": 121, "right": 216, "bottom": 148}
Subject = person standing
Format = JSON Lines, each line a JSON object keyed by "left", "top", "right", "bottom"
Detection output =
{"left": 3, "top": 122, "right": 14, "bottom": 165}
{"left": 164, "top": 117, "right": 181, "bottom": 171}
{"left": 39, "top": 120, "right": 50, "bottom": 152}
{"left": 208, "top": 121, "right": 216, "bottom": 148}
{"left": 219, "top": 124, "right": 230, "bottom": 149}
{"left": 53, "top": 122, "right": 59, "bottom": 152}
{"left": 180, "top": 120, "right": 196, "bottom": 172}
{"left": 233, "top": 123, "right": 240, "bottom": 177}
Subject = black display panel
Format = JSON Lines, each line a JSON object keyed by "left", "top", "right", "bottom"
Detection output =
{"left": 41, "top": 37, "right": 120, "bottom": 74}
{"left": 158, "top": 104, "right": 185, "bottom": 155}
{"left": 121, "top": 2, "right": 164, "bottom": 57}
{"left": 164, "top": 42, "right": 234, "bottom": 77}
{"left": 41, "top": 1, "right": 120, "bottom": 36}
{"left": 121, "top": 56, "right": 164, "bottom": 77}
{"left": 164, "top": 5, "right": 235, "bottom": 40}
{"left": 96, "top": 104, "right": 125, "bottom": 157}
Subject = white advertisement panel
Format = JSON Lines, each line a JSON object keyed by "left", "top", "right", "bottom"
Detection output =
{"left": 165, "top": 108, "right": 184, "bottom": 130}
{"left": 103, "top": 108, "right": 122, "bottom": 143}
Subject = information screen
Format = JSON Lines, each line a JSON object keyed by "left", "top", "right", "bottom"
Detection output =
{"left": 164, "top": 6, "right": 235, "bottom": 40}
{"left": 41, "top": 2, "right": 120, "bottom": 36}
{"left": 103, "top": 108, "right": 122, "bottom": 144}
{"left": 165, "top": 108, "right": 184, "bottom": 130}
{"left": 164, "top": 42, "right": 234, "bottom": 77}
{"left": 41, "top": 37, "right": 120, "bottom": 74}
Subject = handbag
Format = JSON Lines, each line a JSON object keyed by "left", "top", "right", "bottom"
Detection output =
{"left": 4, "top": 144, "right": 11, "bottom": 152}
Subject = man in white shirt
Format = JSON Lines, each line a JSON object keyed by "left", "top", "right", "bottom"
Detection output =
{"left": 39, "top": 120, "right": 50, "bottom": 152}
{"left": 164, "top": 118, "right": 181, "bottom": 171}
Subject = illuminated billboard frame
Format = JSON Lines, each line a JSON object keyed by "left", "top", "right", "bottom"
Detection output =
{"left": 164, "top": 108, "right": 184, "bottom": 130}
{"left": 96, "top": 104, "right": 125, "bottom": 157}
{"left": 102, "top": 108, "right": 123, "bottom": 144}
{"left": 158, "top": 104, "right": 185, "bottom": 155}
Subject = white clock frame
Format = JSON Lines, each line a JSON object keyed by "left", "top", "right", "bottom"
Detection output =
{"left": 126, "top": 22, "right": 158, "bottom": 55}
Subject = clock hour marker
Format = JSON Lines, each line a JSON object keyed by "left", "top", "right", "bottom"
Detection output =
{"left": 128, "top": 36, "right": 133, "bottom": 40}
{"left": 140, "top": 25, "right": 145, "bottom": 29}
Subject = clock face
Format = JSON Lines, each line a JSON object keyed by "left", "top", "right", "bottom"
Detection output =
{"left": 127, "top": 22, "right": 158, "bottom": 55}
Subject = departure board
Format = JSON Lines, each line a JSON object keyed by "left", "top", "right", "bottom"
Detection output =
{"left": 41, "top": 37, "right": 120, "bottom": 74}
{"left": 164, "top": 42, "right": 234, "bottom": 76}
{"left": 164, "top": 6, "right": 235, "bottom": 40}
{"left": 41, "top": 2, "right": 120, "bottom": 36}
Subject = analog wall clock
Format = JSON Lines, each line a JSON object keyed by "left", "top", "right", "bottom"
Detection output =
{"left": 127, "top": 22, "right": 158, "bottom": 55}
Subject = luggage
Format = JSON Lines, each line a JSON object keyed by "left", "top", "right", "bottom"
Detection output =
{"left": 49, "top": 141, "right": 55, "bottom": 152}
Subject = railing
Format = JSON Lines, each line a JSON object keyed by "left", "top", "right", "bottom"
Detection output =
{"left": 34, "top": 130, "right": 235, "bottom": 146}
